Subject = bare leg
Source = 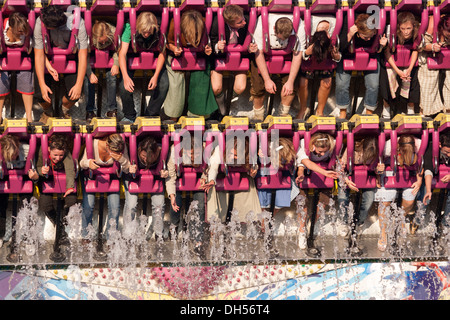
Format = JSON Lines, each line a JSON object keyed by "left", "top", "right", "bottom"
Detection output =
{"left": 21, "top": 93, "right": 34, "bottom": 123}
{"left": 0, "top": 95, "right": 5, "bottom": 123}
{"left": 377, "top": 201, "right": 390, "bottom": 251}
{"left": 315, "top": 78, "right": 332, "bottom": 116}
{"left": 296, "top": 77, "right": 308, "bottom": 119}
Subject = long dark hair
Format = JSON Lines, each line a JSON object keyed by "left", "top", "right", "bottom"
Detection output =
{"left": 311, "top": 30, "right": 331, "bottom": 63}
{"left": 138, "top": 136, "right": 161, "bottom": 169}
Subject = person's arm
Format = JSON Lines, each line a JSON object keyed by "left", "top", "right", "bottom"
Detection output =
{"left": 282, "top": 50, "right": 301, "bottom": 97}
{"left": 301, "top": 158, "right": 338, "bottom": 179}
{"left": 63, "top": 152, "right": 76, "bottom": 191}
{"left": 148, "top": 51, "right": 166, "bottom": 90}
{"left": 68, "top": 20, "right": 88, "bottom": 100}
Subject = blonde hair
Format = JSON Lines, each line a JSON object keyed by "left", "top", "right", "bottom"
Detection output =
{"left": 105, "top": 134, "right": 125, "bottom": 153}
{"left": 309, "top": 132, "right": 335, "bottom": 153}
{"left": 181, "top": 10, "right": 205, "bottom": 48}
{"left": 0, "top": 135, "right": 20, "bottom": 164}
{"left": 274, "top": 17, "right": 293, "bottom": 39}
{"left": 136, "top": 12, "right": 159, "bottom": 35}
{"left": 397, "top": 134, "right": 417, "bottom": 167}
{"left": 92, "top": 20, "right": 114, "bottom": 47}
{"left": 223, "top": 5, "right": 244, "bottom": 26}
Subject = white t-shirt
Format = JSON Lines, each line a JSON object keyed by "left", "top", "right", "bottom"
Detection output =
{"left": 253, "top": 13, "right": 305, "bottom": 51}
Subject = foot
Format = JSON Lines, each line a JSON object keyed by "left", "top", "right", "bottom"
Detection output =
{"left": 106, "top": 109, "right": 118, "bottom": 118}
{"left": 378, "top": 232, "right": 387, "bottom": 252}
{"left": 410, "top": 221, "right": 419, "bottom": 235}
{"left": 298, "top": 231, "right": 307, "bottom": 250}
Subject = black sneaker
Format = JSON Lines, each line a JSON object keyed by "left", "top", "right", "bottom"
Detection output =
{"left": 86, "top": 111, "right": 96, "bottom": 123}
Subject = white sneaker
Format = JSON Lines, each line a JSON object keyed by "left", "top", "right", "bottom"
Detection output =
{"left": 337, "top": 221, "right": 350, "bottom": 238}
{"left": 382, "top": 106, "right": 391, "bottom": 119}
{"left": 407, "top": 106, "right": 415, "bottom": 115}
{"left": 298, "top": 232, "right": 307, "bottom": 249}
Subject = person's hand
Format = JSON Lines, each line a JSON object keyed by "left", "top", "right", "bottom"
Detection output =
{"left": 129, "top": 164, "right": 137, "bottom": 174}
{"left": 109, "top": 151, "right": 123, "bottom": 162}
{"left": 423, "top": 191, "right": 432, "bottom": 205}
{"left": 204, "top": 44, "right": 212, "bottom": 56}
{"left": 148, "top": 75, "right": 158, "bottom": 90}
{"left": 248, "top": 42, "right": 258, "bottom": 53}
{"left": 441, "top": 174, "right": 450, "bottom": 183}
{"left": 89, "top": 159, "right": 100, "bottom": 170}
{"left": 64, "top": 188, "right": 74, "bottom": 198}
{"left": 264, "top": 79, "right": 277, "bottom": 94}
{"left": 28, "top": 168, "right": 38, "bottom": 180}
{"left": 40, "top": 84, "right": 53, "bottom": 103}
{"left": 410, "top": 180, "right": 421, "bottom": 195}
{"left": 376, "top": 162, "right": 385, "bottom": 175}
{"left": 217, "top": 40, "right": 226, "bottom": 52}
{"left": 281, "top": 80, "right": 294, "bottom": 97}
{"left": 379, "top": 33, "right": 388, "bottom": 47}
{"left": 200, "top": 179, "right": 215, "bottom": 194}
{"left": 68, "top": 83, "right": 82, "bottom": 101}
{"left": 170, "top": 194, "right": 179, "bottom": 212}
{"left": 89, "top": 73, "right": 98, "bottom": 84}
{"left": 305, "top": 44, "right": 314, "bottom": 56}
{"left": 46, "top": 60, "right": 59, "bottom": 81}
{"left": 124, "top": 76, "right": 135, "bottom": 93}
{"left": 323, "top": 170, "right": 338, "bottom": 179}
{"left": 296, "top": 167, "right": 305, "bottom": 185}
{"left": 41, "top": 165, "right": 50, "bottom": 176}
{"left": 432, "top": 42, "right": 442, "bottom": 53}
{"left": 110, "top": 65, "right": 119, "bottom": 76}
{"left": 249, "top": 165, "right": 258, "bottom": 178}
{"left": 349, "top": 25, "right": 358, "bottom": 38}
{"left": 345, "top": 177, "right": 359, "bottom": 192}
{"left": 331, "top": 46, "right": 341, "bottom": 60}
{"left": 160, "top": 169, "right": 169, "bottom": 179}
{"left": 173, "top": 46, "right": 183, "bottom": 56}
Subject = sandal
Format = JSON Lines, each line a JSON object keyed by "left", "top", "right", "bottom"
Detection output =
{"left": 410, "top": 221, "right": 419, "bottom": 235}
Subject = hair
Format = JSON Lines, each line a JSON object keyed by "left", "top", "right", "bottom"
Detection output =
{"left": 40, "top": 5, "right": 67, "bottom": 29}
{"left": 440, "top": 131, "right": 450, "bottom": 148}
{"left": 105, "top": 134, "right": 125, "bottom": 153}
{"left": 138, "top": 136, "right": 161, "bottom": 169}
{"left": 354, "top": 135, "right": 378, "bottom": 166}
{"left": 311, "top": 30, "right": 331, "bottom": 63}
{"left": 223, "top": 5, "right": 244, "bottom": 26}
{"left": 355, "top": 13, "right": 377, "bottom": 38}
{"left": 396, "top": 12, "right": 419, "bottom": 45}
{"left": 438, "top": 14, "right": 450, "bottom": 39}
{"left": 0, "top": 135, "right": 20, "bottom": 164}
{"left": 397, "top": 134, "right": 417, "bottom": 167}
{"left": 8, "top": 12, "right": 31, "bottom": 37}
{"left": 49, "top": 134, "right": 68, "bottom": 151}
{"left": 277, "top": 137, "right": 296, "bottom": 169}
{"left": 181, "top": 10, "right": 205, "bottom": 48}
{"left": 274, "top": 17, "right": 293, "bottom": 40}
{"left": 91, "top": 20, "right": 114, "bottom": 46}
{"left": 136, "top": 12, "right": 159, "bottom": 35}
{"left": 309, "top": 132, "right": 335, "bottom": 154}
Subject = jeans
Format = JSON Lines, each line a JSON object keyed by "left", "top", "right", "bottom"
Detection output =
{"left": 335, "top": 58, "right": 380, "bottom": 113}
{"left": 122, "top": 176, "right": 166, "bottom": 237}
{"left": 443, "top": 192, "right": 450, "bottom": 227}
{"left": 337, "top": 187, "right": 375, "bottom": 227}
{"left": 170, "top": 191, "right": 206, "bottom": 243}
{"left": 86, "top": 70, "right": 118, "bottom": 114}
{"left": 119, "top": 66, "right": 169, "bottom": 121}
{"left": 81, "top": 176, "right": 120, "bottom": 239}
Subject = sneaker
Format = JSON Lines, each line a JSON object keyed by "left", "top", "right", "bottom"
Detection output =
{"left": 106, "top": 109, "right": 117, "bottom": 118}
{"left": 382, "top": 106, "right": 391, "bottom": 119}
{"left": 86, "top": 111, "right": 96, "bottom": 123}
{"left": 407, "top": 106, "right": 415, "bottom": 115}
{"left": 337, "top": 221, "right": 350, "bottom": 238}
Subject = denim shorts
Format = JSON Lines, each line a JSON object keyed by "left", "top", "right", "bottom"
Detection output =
{"left": 374, "top": 187, "right": 416, "bottom": 203}
{"left": 258, "top": 188, "right": 292, "bottom": 209}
